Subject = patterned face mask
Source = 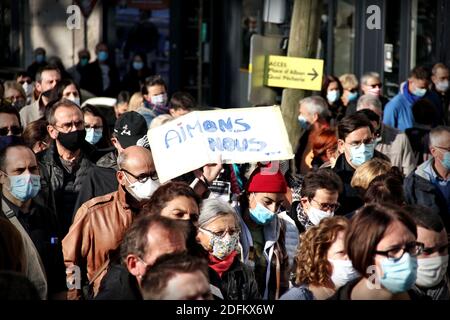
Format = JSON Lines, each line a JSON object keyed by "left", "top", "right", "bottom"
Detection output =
{"left": 201, "top": 228, "right": 239, "bottom": 260}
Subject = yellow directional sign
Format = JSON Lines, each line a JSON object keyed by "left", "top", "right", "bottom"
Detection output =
{"left": 264, "top": 55, "right": 324, "bottom": 91}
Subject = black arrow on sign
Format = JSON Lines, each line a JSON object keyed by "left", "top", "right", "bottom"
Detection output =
{"left": 307, "top": 68, "right": 319, "bottom": 81}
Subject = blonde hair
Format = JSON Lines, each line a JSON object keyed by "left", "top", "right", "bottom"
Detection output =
{"left": 295, "top": 216, "right": 349, "bottom": 287}
{"left": 149, "top": 114, "right": 174, "bottom": 129}
{"left": 350, "top": 158, "right": 392, "bottom": 190}
{"left": 128, "top": 92, "right": 144, "bottom": 112}
{"left": 3, "top": 80, "right": 26, "bottom": 100}
{"left": 339, "top": 74, "right": 358, "bottom": 89}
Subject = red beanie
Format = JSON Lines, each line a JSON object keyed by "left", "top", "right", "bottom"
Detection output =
{"left": 246, "top": 163, "right": 288, "bottom": 193}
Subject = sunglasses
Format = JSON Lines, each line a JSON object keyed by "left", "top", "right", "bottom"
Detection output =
{"left": 0, "top": 126, "right": 22, "bottom": 136}
{"left": 18, "top": 80, "right": 32, "bottom": 85}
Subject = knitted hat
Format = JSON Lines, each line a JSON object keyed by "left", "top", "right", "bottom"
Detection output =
{"left": 246, "top": 163, "right": 287, "bottom": 193}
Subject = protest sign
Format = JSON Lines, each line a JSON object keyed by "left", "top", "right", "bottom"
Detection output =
{"left": 148, "top": 106, "right": 294, "bottom": 183}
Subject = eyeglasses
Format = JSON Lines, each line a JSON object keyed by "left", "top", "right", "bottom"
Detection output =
{"left": 122, "top": 168, "right": 158, "bottom": 183}
{"left": 200, "top": 227, "right": 239, "bottom": 239}
{"left": 368, "top": 83, "right": 382, "bottom": 89}
{"left": 421, "top": 243, "right": 449, "bottom": 256}
{"left": 310, "top": 198, "right": 340, "bottom": 212}
{"left": 434, "top": 146, "right": 450, "bottom": 153}
{"left": 374, "top": 241, "right": 424, "bottom": 261}
{"left": 53, "top": 120, "right": 84, "bottom": 133}
{"left": 0, "top": 126, "right": 22, "bottom": 136}
{"left": 346, "top": 137, "right": 375, "bottom": 148}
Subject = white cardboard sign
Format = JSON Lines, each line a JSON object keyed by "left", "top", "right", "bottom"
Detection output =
{"left": 148, "top": 106, "right": 294, "bottom": 183}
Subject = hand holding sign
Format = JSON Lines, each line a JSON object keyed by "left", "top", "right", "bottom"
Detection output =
{"left": 148, "top": 106, "right": 294, "bottom": 183}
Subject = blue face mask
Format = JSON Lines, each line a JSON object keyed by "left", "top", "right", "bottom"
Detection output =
{"left": 249, "top": 202, "right": 276, "bottom": 225}
{"left": 97, "top": 51, "right": 109, "bottom": 62}
{"left": 380, "top": 253, "right": 418, "bottom": 294}
{"left": 85, "top": 128, "right": 103, "bottom": 145}
{"left": 297, "top": 115, "right": 311, "bottom": 130}
{"left": 80, "top": 57, "right": 89, "bottom": 67}
{"left": 7, "top": 174, "right": 41, "bottom": 202}
{"left": 347, "top": 91, "right": 359, "bottom": 102}
{"left": 133, "top": 61, "right": 144, "bottom": 71}
{"left": 440, "top": 151, "right": 450, "bottom": 170}
{"left": 412, "top": 87, "right": 427, "bottom": 97}
{"left": 327, "top": 90, "right": 340, "bottom": 103}
{"left": 36, "top": 54, "right": 45, "bottom": 64}
{"left": 349, "top": 143, "right": 375, "bottom": 166}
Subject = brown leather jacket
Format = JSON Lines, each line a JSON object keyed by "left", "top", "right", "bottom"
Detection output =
{"left": 62, "top": 185, "right": 136, "bottom": 299}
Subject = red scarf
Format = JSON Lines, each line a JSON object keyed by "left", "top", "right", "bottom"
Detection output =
{"left": 208, "top": 251, "right": 238, "bottom": 278}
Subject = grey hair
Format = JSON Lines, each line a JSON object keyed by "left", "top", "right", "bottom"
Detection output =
{"left": 299, "top": 96, "right": 330, "bottom": 119}
{"left": 361, "top": 72, "right": 380, "bottom": 85}
{"left": 429, "top": 126, "right": 450, "bottom": 147}
{"left": 199, "top": 198, "right": 240, "bottom": 229}
{"left": 356, "top": 94, "right": 382, "bottom": 112}
{"left": 117, "top": 151, "right": 128, "bottom": 170}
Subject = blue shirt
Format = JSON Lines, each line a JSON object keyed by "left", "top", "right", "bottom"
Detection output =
{"left": 383, "top": 84, "right": 443, "bottom": 132}
{"left": 383, "top": 94, "right": 415, "bottom": 132}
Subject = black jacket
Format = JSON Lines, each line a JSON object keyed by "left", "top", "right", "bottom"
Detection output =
{"left": 404, "top": 160, "right": 450, "bottom": 231}
{"left": 208, "top": 256, "right": 261, "bottom": 300}
{"left": 72, "top": 165, "right": 118, "bottom": 219}
{"left": 333, "top": 151, "right": 390, "bottom": 215}
{"left": 328, "top": 278, "right": 429, "bottom": 300}
{"left": 3, "top": 196, "right": 66, "bottom": 295}
{"left": 80, "top": 60, "right": 120, "bottom": 97}
{"left": 94, "top": 263, "right": 141, "bottom": 300}
{"left": 38, "top": 142, "right": 97, "bottom": 236}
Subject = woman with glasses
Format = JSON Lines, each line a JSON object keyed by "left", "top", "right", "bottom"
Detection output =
{"left": 81, "top": 104, "right": 111, "bottom": 149}
{"left": 330, "top": 203, "right": 425, "bottom": 300}
{"left": 281, "top": 216, "right": 359, "bottom": 300}
{"left": 196, "top": 198, "right": 260, "bottom": 300}
{"left": 3, "top": 81, "right": 27, "bottom": 111}
{"left": 22, "top": 119, "right": 51, "bottom": 154}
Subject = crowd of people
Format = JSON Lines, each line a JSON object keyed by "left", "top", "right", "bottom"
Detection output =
{"left": 0, "top": 43, "right": 448, "bottom": 301}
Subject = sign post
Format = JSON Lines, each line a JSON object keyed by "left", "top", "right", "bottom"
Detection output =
{"left": 264, "top": 55, "right": 324, "bottom": 91}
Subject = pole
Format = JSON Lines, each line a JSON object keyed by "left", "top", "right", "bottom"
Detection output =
{"left": 280, "top": 0, "right": 323, "bottom": 168}
{"left": 84, "top": 16, "right": 88, "bottom": 49}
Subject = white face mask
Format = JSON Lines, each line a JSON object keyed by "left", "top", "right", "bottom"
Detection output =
{"left": 367, "top": 87, "right": 381, "bottom": 96}
{"left": 124, "top": 174, "right": 160, "bottom": 201}
{"left": 151, "top": 93, "right": 167, "bottom": 105}
{"left": 435, "top": 80, "right": 449, "bottom": 93}
{"left": 329, "top": 259, "right": 360, "bottom": 288}
{"left": 22, "top": 82, "right": 33, "bottom": 97}
{"left": 67, "top": 96, "right": 80, "bottom": 106}
{"left": 416, "top": 255, "right": 449, "bottom": 288}
{"left": 307, "top": 206, "right": 334, "bottom": 225}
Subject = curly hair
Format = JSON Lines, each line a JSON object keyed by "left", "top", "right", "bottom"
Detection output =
{"left": 295, "top": 216, "right": 349, "bottom": 288}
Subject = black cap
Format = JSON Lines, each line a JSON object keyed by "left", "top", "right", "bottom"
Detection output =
{"left": 113, "top": 111, "right": 148, "bottom": 148}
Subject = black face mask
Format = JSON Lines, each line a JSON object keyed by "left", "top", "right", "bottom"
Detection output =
{"left": 57, "top": 129, "right": 86, "bottom": 151}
